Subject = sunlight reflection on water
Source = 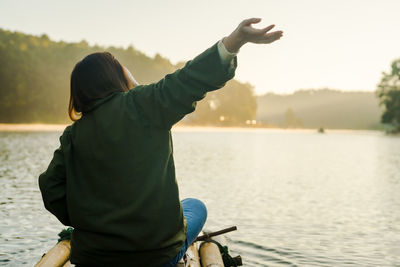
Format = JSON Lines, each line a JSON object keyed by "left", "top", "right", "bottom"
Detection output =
{"left": 1, "top": 128, "right": 400, "bottom": 266}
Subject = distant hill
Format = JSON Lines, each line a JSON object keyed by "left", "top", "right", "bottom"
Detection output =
{"left": 257, "top": 89, "right": 383, "bottom": 129}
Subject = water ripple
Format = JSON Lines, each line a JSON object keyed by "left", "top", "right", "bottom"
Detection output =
{"left": 1, "top": 130, "right": 400, "bottom": 266}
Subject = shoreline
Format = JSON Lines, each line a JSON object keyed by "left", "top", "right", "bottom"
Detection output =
{"left": 0, "top": 123, "right": 68, "bottom": 132}
{"left": 0, "top": 123, "right": 383, "bottom": 134}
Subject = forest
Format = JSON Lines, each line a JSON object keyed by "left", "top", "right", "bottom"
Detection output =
{"left": 0, "top": 28, "right": 257, "bottom": 125}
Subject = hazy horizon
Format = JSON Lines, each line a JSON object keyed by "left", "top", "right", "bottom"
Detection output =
{"left": 1, "top": 0, "right": 400, "bottom": 94}
{"left": 0, "top": 26, "right": 393, "bottom": 97}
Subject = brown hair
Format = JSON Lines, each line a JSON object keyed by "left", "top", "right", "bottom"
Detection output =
{"left": 69, "top": 52, "right": 130, "bottom": 121}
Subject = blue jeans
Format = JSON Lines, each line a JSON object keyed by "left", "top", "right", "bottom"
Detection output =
{"left": 160, "top": 198, "right": 207, "bottom": 267}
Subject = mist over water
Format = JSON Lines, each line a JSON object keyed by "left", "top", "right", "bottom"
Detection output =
{"left": 1, "top": 128, "right": 400, "bottom": 266}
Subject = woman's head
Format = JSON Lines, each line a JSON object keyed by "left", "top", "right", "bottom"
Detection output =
{"left": 69, "top": 52, "right": 137, "bottom": 121}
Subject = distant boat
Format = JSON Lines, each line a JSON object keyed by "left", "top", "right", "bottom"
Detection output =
{"left": 318, "top": 127, "right": 325, "bottom": 133}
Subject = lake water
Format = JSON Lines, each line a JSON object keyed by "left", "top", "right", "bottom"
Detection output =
{"left": 0, "top": 128, "right": 400, "bottom": 266}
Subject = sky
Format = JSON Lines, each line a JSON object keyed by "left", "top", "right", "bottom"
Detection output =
{"left": 1, "top": 0, "right": 399, "bottom": 95}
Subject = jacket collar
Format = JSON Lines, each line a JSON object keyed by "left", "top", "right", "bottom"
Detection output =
{"left": 83, "top": 91, "right": 120, "bottom": 113}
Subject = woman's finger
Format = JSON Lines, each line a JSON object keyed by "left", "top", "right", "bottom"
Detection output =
{"left": 259, "top": 31, "right": 283, "bottom": 43}
{"left": 261, "top": 24, "right": 275, "bottom": 33}
{"left": 265, "top": 31, "right": 283, "bottom": 38}
{"left": 241, "top": 17, "right": 262, "bottom": 26}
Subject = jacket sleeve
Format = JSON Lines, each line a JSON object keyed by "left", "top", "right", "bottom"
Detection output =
{"left": 38, "top": 130, "right": 71, "bottom": 226}
{"left": 127, "top": 41, "right": 237, "bottom": 129}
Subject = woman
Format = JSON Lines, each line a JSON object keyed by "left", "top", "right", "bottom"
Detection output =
{"left": 38, "top": 18, "right": 282, "bottom": 267}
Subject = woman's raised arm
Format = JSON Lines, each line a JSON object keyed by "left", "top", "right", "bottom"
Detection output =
{"left": 127, "top": 18, "right": 282, "bottom": 129}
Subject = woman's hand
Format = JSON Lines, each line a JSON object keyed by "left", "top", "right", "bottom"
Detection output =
{"left": 223, "top": 18, "right": 283, "bottom": 53}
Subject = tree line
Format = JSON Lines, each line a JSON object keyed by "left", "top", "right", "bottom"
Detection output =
{"left": 0, "top": 28, "right": 257, "bottom": 125}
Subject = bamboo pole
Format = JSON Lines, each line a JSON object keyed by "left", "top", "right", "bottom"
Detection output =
{"left": 186, "top": 242, "right": 201, "bottom": 267}
{"left": 195, "top": 226, "right": 237, "bottom": 242}
{"left": 62, "top": 260, "right": 72, "bottom": 267}
{"left": 34, "top": 240, "right": 71, "bottom": 267}
{"left": 199, "top": 242, "right": 224, "bottom": 267}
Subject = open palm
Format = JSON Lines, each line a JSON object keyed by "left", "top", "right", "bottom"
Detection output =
{"left": 239, "top": 18, "right": 283, "bottom": 44}
{"left": 223, "top": 18, "right": 283, "bottom": 53}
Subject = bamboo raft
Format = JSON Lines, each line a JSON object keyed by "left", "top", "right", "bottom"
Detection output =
{"left": 35, "top": 227, "right": 241, "bottom": 267}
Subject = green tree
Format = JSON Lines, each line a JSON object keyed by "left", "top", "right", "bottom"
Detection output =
{"left": 376, "top": 58, "right": 400, "bottom": 132}
{"left": 186, "top": 80, "right": 257, "bottom": 125}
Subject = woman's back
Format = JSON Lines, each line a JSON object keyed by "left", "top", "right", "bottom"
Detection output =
{"left": 64, "top": 91, "right": 186, "bottom": 266}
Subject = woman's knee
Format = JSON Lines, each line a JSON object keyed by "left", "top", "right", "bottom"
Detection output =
{"left": 182, "top": 198, "right": 207, "bottom": 220}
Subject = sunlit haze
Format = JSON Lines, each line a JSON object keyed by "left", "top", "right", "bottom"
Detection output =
{"left": 1, "top": 0, "right": 399, "bottom": 94}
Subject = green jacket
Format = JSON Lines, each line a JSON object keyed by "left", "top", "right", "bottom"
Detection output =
{"left": 38, "top": 41, "right": 237, "bottom": 266}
